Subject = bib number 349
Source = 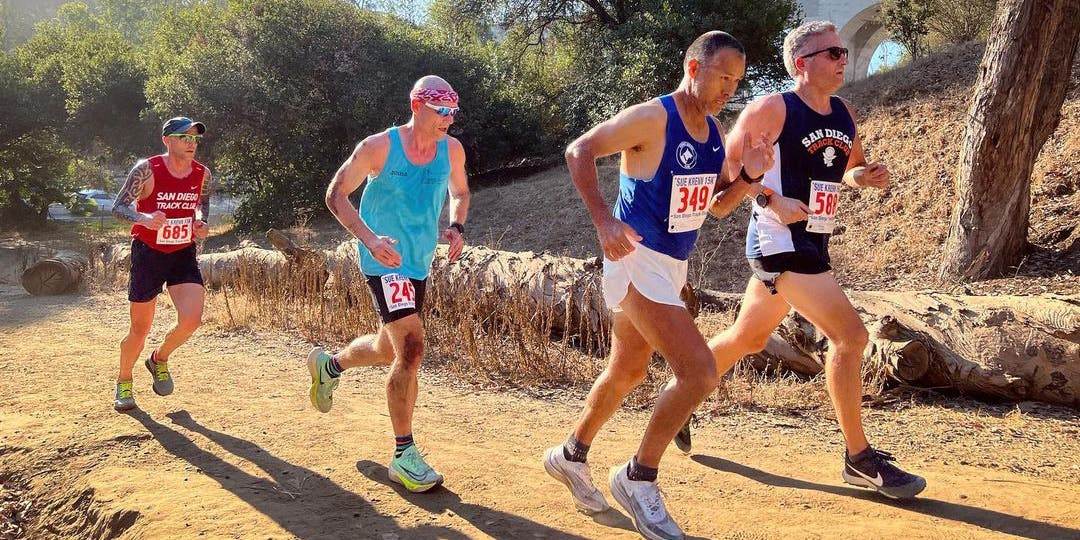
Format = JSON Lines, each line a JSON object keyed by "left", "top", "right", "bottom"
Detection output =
{"left": 806, "top": 180, "right": 841, "bottom": 234}
{"left": 156, "top": 217, "right": 193, "bottom": 245}
{"left": 668, "top": 173, "right": 717, "bottom": 233}
{"left": 380, "top": 274, "right": 416, "bottom": 312}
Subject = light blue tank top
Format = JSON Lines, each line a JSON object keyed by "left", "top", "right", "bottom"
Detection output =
{"left": 358, "top": 127, "right": 450, "bottom": 279}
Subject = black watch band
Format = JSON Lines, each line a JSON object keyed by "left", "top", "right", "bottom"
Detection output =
{"left": 739, "top": 167, "right": 764, "bottom": 184}
{"left": 449, "top": 222, "right": 465, "bottom": 235}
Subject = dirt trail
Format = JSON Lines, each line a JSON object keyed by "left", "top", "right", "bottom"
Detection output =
{"left": 1, "top": 285, "right": 1079, "bottom": 539}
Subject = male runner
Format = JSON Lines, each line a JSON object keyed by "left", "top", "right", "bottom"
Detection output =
{"left": 675, "top": 21, "right": 926, "bottom": 500}
{"left": 110, "top": 117, "right": 210, "bottom": 411}
{"left": 306, "top": 75, "right": 470, "bottom": 493}
{"left": 542, "top": 32, "right": 773, "bottom": 540}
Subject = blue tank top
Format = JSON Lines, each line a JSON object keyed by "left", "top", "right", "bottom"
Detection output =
{"left": 614, "top": 94, "right": 725, "bottom": 261}
{"left": 358, "top": 127, "right": 451, "bottom": 279}
{"left": 746, "top": 92, "right": 856, "bottom": 259}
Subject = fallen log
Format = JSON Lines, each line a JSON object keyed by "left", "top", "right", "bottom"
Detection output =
{"left": 20, "top": 251, "right": 88, "bottom": 295}
{"left": 86, "top": 236, "right": 1080, "bottom": 406}
{"left": 697, "top": 288, "right": 1080, "bottom": 406}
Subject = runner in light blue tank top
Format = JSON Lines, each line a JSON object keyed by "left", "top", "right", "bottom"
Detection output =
{"left": 358, "top": 126, "right": 450, "bottom": 280}
{"left": 310, "top": 76, "right": 470, "bottom": 493}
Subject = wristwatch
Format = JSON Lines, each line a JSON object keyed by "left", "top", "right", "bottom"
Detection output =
{"left": 755, "top": 187, "right": 775, "bottom": 208}
{"left": 449, "top": 222, "right": 465, "bottom": 235}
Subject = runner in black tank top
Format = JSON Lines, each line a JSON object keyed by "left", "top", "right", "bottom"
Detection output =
{"left": 674, "top": 21, "right": 927, "bottom": 501}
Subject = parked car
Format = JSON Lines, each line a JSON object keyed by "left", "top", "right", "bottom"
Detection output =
{"left": 76, "top": 189, "right": 114, "bottom": 214}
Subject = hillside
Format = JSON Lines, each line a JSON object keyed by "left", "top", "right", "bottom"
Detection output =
{"left": 465, "top": 43, "right": 1079, "bottom": 294}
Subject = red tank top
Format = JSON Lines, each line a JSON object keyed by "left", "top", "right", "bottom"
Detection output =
{"left": 131, "top": 155, "right": 206, "bottom": 253}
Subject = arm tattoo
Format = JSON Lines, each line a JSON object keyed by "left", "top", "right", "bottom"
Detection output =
{"left": 199, "top": 169, "right": 212, "bottom": 222}
{"left": 111, "top": 161, "right": 152, "bottom": 223}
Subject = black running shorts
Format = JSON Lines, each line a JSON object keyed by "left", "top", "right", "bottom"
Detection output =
{"left": 747, "top": 251, "right": 831, "bottom": 294}
{"left": 128, "top": 238, "right": 204, "bottom": 303}
{"left": 364, "top": 274, "right": 428, "bottom": 324}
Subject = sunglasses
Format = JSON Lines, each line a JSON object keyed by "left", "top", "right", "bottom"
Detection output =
{"left": 167, "top": 133, "right": 203, "bottom": 143}
{"left": 424, "top": 102, "right": 460, "bottom": 117}
{"left": 800, "top": 46, "right": 849, "bottom": 61}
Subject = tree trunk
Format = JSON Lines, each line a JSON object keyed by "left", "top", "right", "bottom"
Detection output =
{"left": 20, "top": 251, "right": 88, "bottom": 295}
{"left": 939, "top": 0, "right": 1080, "bottom": 281}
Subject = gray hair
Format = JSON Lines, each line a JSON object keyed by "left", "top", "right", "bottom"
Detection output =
{"left": 783, "top": 21, "right": 838, "bottom": 77}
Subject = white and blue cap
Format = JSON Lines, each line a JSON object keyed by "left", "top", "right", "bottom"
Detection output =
{"left": 162, "top": 116, "right": 206, "bottom": 136}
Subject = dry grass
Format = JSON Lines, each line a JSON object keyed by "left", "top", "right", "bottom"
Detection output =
{"left": 75, "top": 244, "right": 889, "bottom": 413}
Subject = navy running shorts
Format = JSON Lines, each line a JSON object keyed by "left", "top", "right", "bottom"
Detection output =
{"left": 128, "top": 238, "right": 204, "bottom": 303}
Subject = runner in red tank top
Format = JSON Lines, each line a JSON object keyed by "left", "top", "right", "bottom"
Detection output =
{"left": 108, "top": 116, "right": 212, "bottom": 412}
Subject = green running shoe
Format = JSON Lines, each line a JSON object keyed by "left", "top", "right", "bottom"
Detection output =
{"left": 307, "top": 347, "right": 339, "bottom": 413}
{"left": 114, "top": 381, "right": 136, "bottom": 411}
{"left": 144, "top": 352, "right": 174, "bottom": 396}
{"left": 388, "top": 445, "right": 444, "bottom": 493}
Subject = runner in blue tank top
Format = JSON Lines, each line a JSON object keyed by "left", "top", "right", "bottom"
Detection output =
{"left": 305, "top": 75, "right": 471, "bottom": 493}
{"left": 677, "top": 21, "right": 926, "bottom": 500}
{"left": 542, "top": 32, "right": 775, "bottom": 540}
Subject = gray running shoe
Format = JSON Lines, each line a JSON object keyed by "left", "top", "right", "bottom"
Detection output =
{"left": 145, "top": 352, "right": 173, "bottom": 396}
{"left": 609, "top": 461, "right": 685, "bottom": 540}
{"left": 307, "top": 347, "right": 339, "bottom": 413}
{"left": 543, "top": 446, "right": 610, "bottom": 514}
{"left": 388, "top": 445, "right": 444, "bottom": 493}
{"left": 114, "top": 381, "right": 136, "bottom": 412}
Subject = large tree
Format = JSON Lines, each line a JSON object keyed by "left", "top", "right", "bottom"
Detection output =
{"left": 0, "top": 50, "right": 75, "bottom": 227}
{"left": 939, "top": 0, "right": 1080, "bottom": 281}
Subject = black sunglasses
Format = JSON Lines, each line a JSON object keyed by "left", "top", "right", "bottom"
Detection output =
{"left": 800, "top": 46, "right": 849, "bottom": 61}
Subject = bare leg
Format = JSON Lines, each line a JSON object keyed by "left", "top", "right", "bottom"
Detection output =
{"left": 618, "top": 285, "right": 718, "bottom": 468}
{"left": 776, "top": 271, "right": 870, "bottom": 455}
{"left": 119, "top": 299, "right": 156, "bottom": 381}
{"left": 572, "top": 311, "right": 654, "bottom": 445}
{"left": 381, "top": 315, "right": 425, "bottom": 438}
{"left": 335, "top": 329, "right": 394, "bottom": 368}
{"left": 155, "top": 283, "right": 205, "bottom": 361}
{"left": 707, "top": 278, "right": 792, "bottom": 374}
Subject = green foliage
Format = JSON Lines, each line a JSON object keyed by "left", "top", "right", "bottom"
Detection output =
{"left": 2, "top": 0, "right": 799, "bottom": 232}
{"left": 19, "top": 2, "right": 152, "bottom": 161}
{"left": 142, "top": 0, "right": 559, "bottom": 231}
{"left": 0, "top": 46, "right": 77, "bottom": 227}
{"left": 880, "top": 0, "right": 933, "bottom": 61}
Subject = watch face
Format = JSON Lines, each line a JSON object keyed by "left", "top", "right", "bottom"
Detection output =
{"left": 756, "top": 193, "right": 768, "bottom": 207}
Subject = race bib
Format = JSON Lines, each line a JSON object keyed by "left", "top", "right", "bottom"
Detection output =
{"left": 156, "top": 217, "right": 193, "bottom": 245}
{"left": 667, "top": 173, "right": 716, "bottom": 233}
{"left": 380, "top": 274, "right": 416, "bottom": 312}
{"left": 806, "top": 180, "right": 841, "bottom": 234}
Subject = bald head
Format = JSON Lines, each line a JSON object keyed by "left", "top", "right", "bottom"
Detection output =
{"left": 413, "top": 75, "right": 454, "bottom": 93}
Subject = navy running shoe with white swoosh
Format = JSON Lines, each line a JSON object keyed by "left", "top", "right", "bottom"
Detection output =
{"left": 842, "top": 446, "right": 926, "bottom": 499}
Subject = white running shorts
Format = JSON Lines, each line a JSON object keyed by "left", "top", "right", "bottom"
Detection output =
{"left": 602, "top": 242, "right": 688, "bottom": 312}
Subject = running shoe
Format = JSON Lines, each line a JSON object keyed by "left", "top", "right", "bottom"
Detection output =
{"left": 543, "top": 446, "right": 610, "bottom": 514}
